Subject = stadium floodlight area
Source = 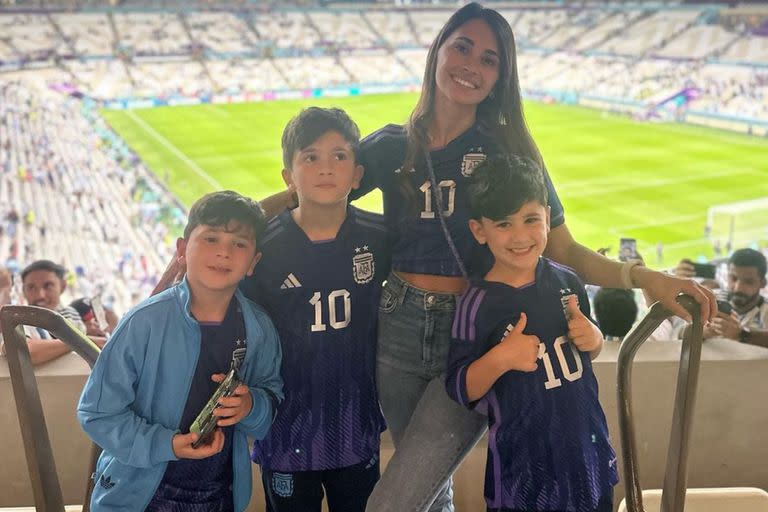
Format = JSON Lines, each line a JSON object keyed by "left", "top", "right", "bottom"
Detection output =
{"left": 706, "top": 197, "right": 768, "bottom": 249}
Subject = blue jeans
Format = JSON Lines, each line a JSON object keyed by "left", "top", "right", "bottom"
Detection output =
{"left": 366, "top": 272, "right": 487, "bottom": 512}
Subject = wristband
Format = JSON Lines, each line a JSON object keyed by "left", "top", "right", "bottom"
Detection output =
{"left": 740, "top": 328, "right": 751, "bottom": 344}
{"left": 621, "top": 260, "right": 642, "bottom": 289}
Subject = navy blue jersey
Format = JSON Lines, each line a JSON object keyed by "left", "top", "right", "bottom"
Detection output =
{"left": 241, "top": 206, "right": 389, "bottom": 472}
{"left": 350, "top": 123, "right": 564, "bottom": 277}
{"left": 149, "top": 298, "right": 246, "bottom": 510}
{"left": 445, "top": 258, "right": 618, "bottom": 511}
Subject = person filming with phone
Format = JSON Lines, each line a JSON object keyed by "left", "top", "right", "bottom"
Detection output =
{"left": 704, "top": 248, "right": 768, "bottom": 346}
{"left": 671, "top": 249, "right": 768, "bottom": 345}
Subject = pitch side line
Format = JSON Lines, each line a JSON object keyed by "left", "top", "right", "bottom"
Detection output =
{"left": 125, "top": 110, "right": 223, "bottom": 190}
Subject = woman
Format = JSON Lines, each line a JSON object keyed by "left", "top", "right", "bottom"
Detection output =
{"left": 347, "top": 4, "right": 714, "bottom": 512}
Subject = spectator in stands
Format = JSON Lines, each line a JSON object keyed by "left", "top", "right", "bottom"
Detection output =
{"left": 70, "top": 297, "right": 118, "bottom": 338}
{"left": 705, "top": 248, "right": 768, "bottom": 347}
{"left": 593, "top": 288, "right": 638, "bottom": 341}
{"left": 0, "top": 260, "right": 101, "bottom": 366}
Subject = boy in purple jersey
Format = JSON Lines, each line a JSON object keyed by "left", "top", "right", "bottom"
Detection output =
{"left": 78, "top": 191, "right": 283, "bottom": 512}
{"left": 240, "top": 107, "right": 389, "bottom": 512}
{"left": 445, "top": 156, "right": 618, "bottom": 512}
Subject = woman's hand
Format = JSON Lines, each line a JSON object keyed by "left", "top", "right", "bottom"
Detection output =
{"left": 634, "top": 266, "right": 717, "bottom": 323}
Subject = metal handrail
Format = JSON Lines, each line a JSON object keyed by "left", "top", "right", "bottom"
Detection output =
{"left": 617, "top": 294, "right": 703, "bottom": 512}
{"left": 1, "top": 305, "right": 102, "bottom": 512}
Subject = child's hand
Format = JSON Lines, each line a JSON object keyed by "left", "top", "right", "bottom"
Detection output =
{"left": 211, "top": 374, "right": 253, "bottom": 427}
{"left": 566, "top": 297, "right": 603, "bottom": 353}
{"left": 493, "top": 313, "right": 539, "bottom": 372}
{"left": 172, "top": 429, "right": 224, "bottom": 459}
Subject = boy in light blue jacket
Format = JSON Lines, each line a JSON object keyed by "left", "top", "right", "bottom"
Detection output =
{"left": 78, "top": 190, "right": 283, "bottom": 511}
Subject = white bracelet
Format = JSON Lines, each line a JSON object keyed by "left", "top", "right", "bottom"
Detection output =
{"left": 621, "top": 260, "right": 642, "bottom": 289}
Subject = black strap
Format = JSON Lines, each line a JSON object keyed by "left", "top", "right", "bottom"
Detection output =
{"left": 424, "top": 151, "right": 468, "bottom": 279}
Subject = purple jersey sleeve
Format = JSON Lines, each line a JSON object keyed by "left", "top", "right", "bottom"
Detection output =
{"left": 445, "top": 286, "right": 491, "bottom": 410}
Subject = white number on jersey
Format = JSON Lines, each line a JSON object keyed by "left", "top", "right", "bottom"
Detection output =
{"left": 309, "top": 289, "right": 351, "bottom": 332}
{"left": 538, "top": 336, "right": 584, "bottom": 390}
{"left": 419, "top": 180, "right": 456, "bottom": 219}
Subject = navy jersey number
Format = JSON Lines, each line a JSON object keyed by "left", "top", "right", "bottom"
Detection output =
{"left": 419, "top": 180, "right": 456, "bottom": 219}
{"left": 539, "top": 336, "right": 584, "bottom": 390}
{"left": 309, "top": 289, "right": 351, "bottom": 332}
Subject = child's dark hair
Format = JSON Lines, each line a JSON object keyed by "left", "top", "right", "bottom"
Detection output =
{"left": 281, "top": 107, "right": 361, "bottom": 169}
{"left": 467, "top": 155, "right": 548, "bottom": 221}
{"left": 183, "top": 190, "right": 266, "bottom": 242}
{"left": 593, "top": 288, "right": 638, "bottom": 338}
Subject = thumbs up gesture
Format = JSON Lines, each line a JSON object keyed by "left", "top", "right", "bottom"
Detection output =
{"left": 493, "top": 313, "right": 540, "bottom": 372}
{"left": 566, "top": 296, "right": 603, "bottom": 353}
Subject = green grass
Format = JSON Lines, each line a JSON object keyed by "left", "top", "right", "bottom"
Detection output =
{"left": 100, "top": 94, "right": 768, "bottom": 268}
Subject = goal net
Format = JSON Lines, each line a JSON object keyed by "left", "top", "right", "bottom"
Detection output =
{"left": 706, "top": 198, "right": 768, "bottom": 250}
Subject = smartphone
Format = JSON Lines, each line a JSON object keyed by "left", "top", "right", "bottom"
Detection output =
{"left": 692, "top": 262, "right": 716, "bottom": 279}
{"left": 619, "top": 238, "right": 638, "bottom": 262}
{"left": 716, "top": 299, "right": 732, "bottom": 315}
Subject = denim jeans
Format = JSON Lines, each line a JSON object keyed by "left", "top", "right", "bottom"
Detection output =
{"left": 366, "top": 272, "right": 487, "bottom": 512}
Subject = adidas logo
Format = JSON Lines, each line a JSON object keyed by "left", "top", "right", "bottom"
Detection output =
{"left": 280, "top": 273, "right": 302, "bottom": 289}
{"left": 99, "top": 474, "right": 115, "bottom": 489}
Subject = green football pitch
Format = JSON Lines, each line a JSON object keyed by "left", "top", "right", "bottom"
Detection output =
{"left": 101, "top": 93, "right": 768, "bottom": 268}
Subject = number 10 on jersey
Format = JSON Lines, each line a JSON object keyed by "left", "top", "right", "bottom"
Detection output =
{"left": 309, "top": 290, "right": 351, "bottom": 332}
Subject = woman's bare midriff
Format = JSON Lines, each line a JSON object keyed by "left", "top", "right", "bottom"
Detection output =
{"left": 394, "top": 271, "right": 468, "bottom": 295}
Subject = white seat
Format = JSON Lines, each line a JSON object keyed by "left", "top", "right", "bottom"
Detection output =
{"left": 618, "top": 487, "right": 768, "bottom": 512}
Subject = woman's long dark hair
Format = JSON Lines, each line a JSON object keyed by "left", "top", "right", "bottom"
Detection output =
{"left": 401, "top": 2, "right": 544, "bottom": 182}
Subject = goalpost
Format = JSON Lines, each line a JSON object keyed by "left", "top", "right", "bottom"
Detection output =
{"left": 706, "top": 198, "right": 768, "bottom": 250}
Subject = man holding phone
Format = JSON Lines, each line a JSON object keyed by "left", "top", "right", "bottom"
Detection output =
{"left": 706, "top": 248, "right": 768, "bottom": 347}
{"left": 658, "top": 249, "right": 768, "bottom": 347}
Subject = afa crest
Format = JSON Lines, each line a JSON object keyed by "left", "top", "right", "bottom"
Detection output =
{"left": 353, "top": 246, "right": 375, "bottom": 284}
{"left": 272, "top": 472, "right": 294, "bottom": 498}
{"left": 461, "top": 153, "right": 486, "bottom": 177}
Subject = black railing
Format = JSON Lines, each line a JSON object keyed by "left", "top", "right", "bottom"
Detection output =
{"left": 1, "top": 305, "right": 102, "bottom": 512}
{"left": 617, "top": 294, "right": 703, "bottom": 512}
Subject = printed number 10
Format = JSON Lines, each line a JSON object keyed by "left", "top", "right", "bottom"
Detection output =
{"left": 420, "top": 180, "right": 456, "bottom": 219}
{"left": 538, "top": 336, "right": 583, "bottom": 390}
{"left": 309, "top": 290, "right": 351, "bottom": 332}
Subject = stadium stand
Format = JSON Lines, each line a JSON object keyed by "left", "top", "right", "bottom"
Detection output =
{"left": 206, "top": 57, "right": 288, "bottom": 93}
{"left": 597, "top": 9, "right": 702, "bottom": 56}
{"left": 252, "top": 10, "right": 319, "bottom": 51}
{"left": 186, "top": 12, "right": 259, "bottom": 55}
{"left": 0, "top": 0, "right": 766, "bottom": 318}
{"left": 112, "top": 12, "right": 191, "bottom": 57}
{"left": 364, "top": 10, "right": 419, "bottom": 47}
{"left": 51, "top": 13, "right": 114, "bottom": 58}
{"left": 307, "top": 11, "right": 383, "bottom": 50}
{"left": 0, "top": 80, "right": 178, "bottom": 314}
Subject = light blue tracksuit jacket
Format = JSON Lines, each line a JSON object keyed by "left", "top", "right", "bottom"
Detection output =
{"left": 78, "top": 279, "right": 283, "bottom": 511}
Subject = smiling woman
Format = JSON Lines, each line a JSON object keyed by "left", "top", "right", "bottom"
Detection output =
{"left": 336, "top": 3, "right": 717, "bottom": 512}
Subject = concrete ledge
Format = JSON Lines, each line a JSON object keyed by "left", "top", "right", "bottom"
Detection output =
{"left": 2, "top": 339, "right": 767, "bottom": 510}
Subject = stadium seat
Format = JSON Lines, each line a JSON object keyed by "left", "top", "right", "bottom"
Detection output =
{"left": 617, "top": 487, "right": 768, "bottom": 512}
